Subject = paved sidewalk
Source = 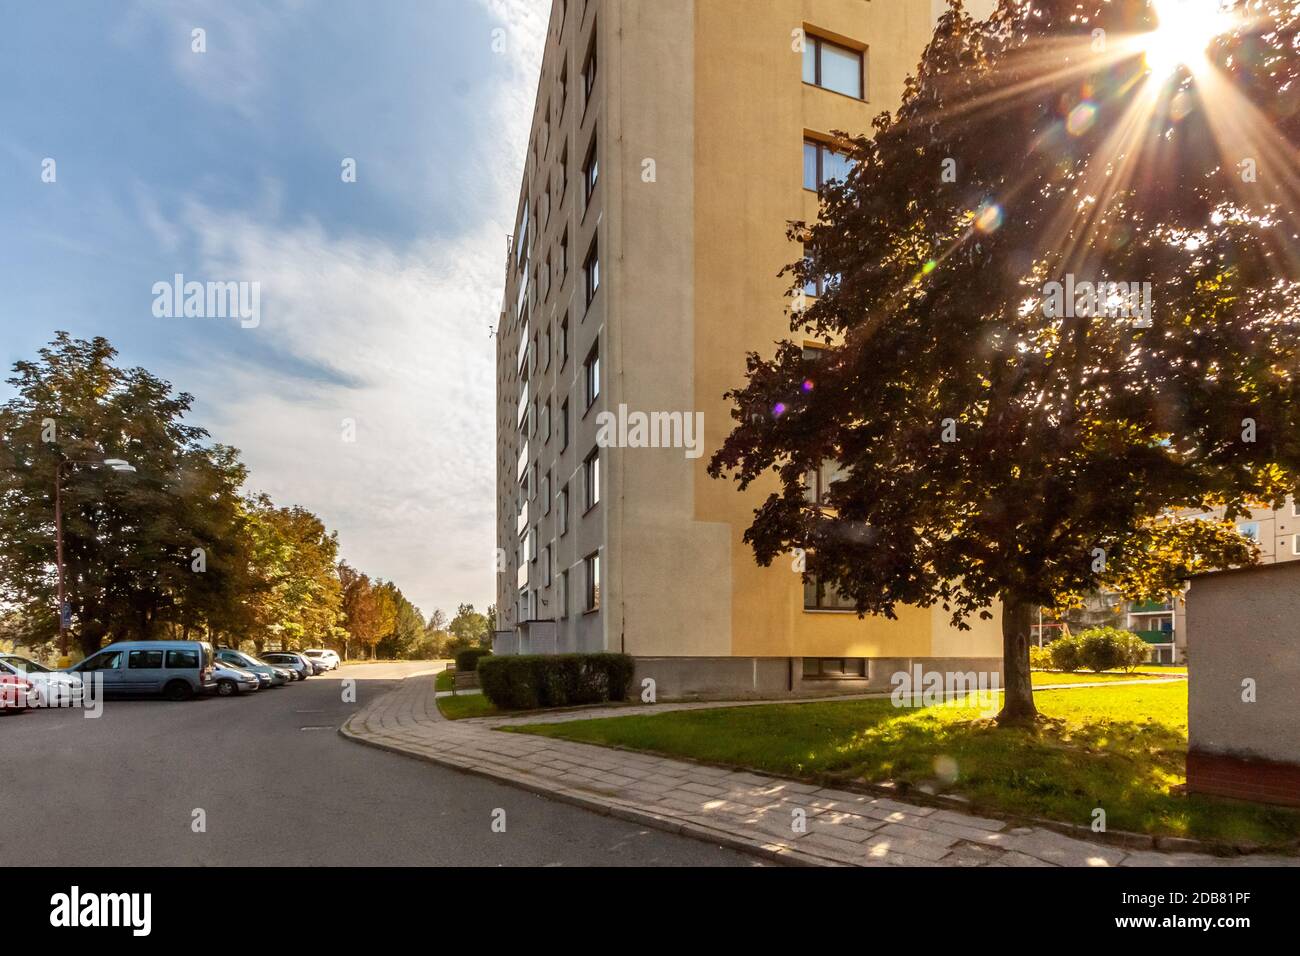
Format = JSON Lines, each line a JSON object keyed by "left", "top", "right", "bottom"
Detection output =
{"left": 341, "top": 672, "right": 1296, "bottom": 868}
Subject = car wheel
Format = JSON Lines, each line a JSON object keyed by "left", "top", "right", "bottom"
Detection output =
{"left": 164, "top": 680, "right": 194, "bottom": 702}
{"left": 215, "top": 679, "right": 238, "bottom": 697}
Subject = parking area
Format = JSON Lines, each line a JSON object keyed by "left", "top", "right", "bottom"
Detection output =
{"left": 0, "top": 661, "right": 755, "bottom": 867}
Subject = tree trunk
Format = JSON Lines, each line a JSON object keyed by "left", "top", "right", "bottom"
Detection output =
{"left": 996, "top": 594, "right": 1038, "bottom": 725}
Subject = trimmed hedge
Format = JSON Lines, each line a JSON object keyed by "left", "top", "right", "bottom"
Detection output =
{"left": 454, "top": 648, "right": 492, "bottom": 672}
{"left": 477, "top": 653, "right": 635, "bottom": 710}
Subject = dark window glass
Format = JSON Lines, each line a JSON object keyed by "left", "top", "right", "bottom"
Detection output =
{"left": 165, "top": 649, "right": 200, "bottom": 669}
{"left": 128, "top": 649, "right": 164, "bottom": 669}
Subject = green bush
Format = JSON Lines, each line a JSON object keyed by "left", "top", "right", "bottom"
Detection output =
{"left": 1028, "top": 645, "right": 1054, "bottom": 670}
{"left": 1047, "top": 635, "right": 1082, "bottom": 673}
{"left": 478, "top": 653, "right": 635, "bottom": 710}
{"left": 1117, "top": 632, "right": 1154, "bottom": 672}
{"left": 1076, "top": 627, "right": 1148, "bottom": 672}
{"left": 454, "top": 648, "right": 492, "bottom": 672}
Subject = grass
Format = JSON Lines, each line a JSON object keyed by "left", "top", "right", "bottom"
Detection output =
{"left": 511, "top": 682, "right": 1300, "bottom": 846}
{"left": 436, "top": 691, "right": 497, "bottom": 720}
{"left": 434, "top": 669, "right": 454, "bottom": 692}
{"left": 1031, "top": 670, "right": 1184, "bottom": 685}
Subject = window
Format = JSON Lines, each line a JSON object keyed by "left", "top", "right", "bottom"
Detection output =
{"left": 805, "top": 460, "right": 849, "bottom": 506}
{"left": 128, "top": 649, "right": 164, "bottom": 669}
{"left": 541, "top": 545, "right": 552, "bottom": 587}
{"left": 560, "top": 314, "right": 570, "bottom": 367}
{"left": 542, "top": 325, "right": 552, "bottom": 372}
{"left": 165, "top": 649, "right": 199, "bottom": 669}
{"left": 801, "top": 245, "right": 841, "bottom": 297}
{"left": 558, "top": 61, "right": 568, "bottom": 117}
{"left": 802, "top": 658, "right": 867, "bottom": 679}
{"left": 802, "top": 35, "right": 865, "bottom": 99}
{"left": 803, "top": 574, "right": 856, "bottom": 611}
{"left": 582, "top": 33, "right": 598, "bottom": 110}
{"left": 561, "top": 398, "right": 571, "bottom": 450}
{"left": 584, "top": 234, "right": 600, "bottom": 307}
{"left": 560, "top": 230, "right": 569, "bottom": 278}
{"left": 584, "top": 344, "right": 600, "bottom": 409}
{"left": 584, "top": 448, "right": 600, "bottom": 511}
{"left": 540, "top": 400, "right": 551, "bottom": 444}
{"left": 559, "top": 484, "right": 570, "bottom": 534}
{"left": 542, "top": 253, "right": 552, "bottom": 301}
{"left": 584, "top": 551, "right": 601, "bottom": 611}
{"left": 528, "top": 526, "right": 538, "bottom": 563}
{"left": 1238, "top": 521, "right": 1260, "bottom": 542}
{"left": 541, "top": 470, "right": 552, "bottom": 514}
{"left": 803, "top": 139, "right": 854, "bottom": 191}
{"left": 1293, "top": 533, "right": 1299, "bottom": 556}
{"left": 582, "top": 137, "right": 598, "bottom": 207}
{"left": 515, "top": 199, "right": 530, "bottom": 271}
{"left": 560, "top": 569, "right": 570, "bottom": 619}
{"left": 559, "top": 142, "right": 569, "bottom": 200}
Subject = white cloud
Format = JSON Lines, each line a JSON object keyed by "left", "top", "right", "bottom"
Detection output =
{"left": 171, "top": 203, "right": 501, "bottom": 619}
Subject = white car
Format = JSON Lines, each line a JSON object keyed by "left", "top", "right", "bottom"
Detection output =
{"left": 303, "top": 649, "right": 340, "bottom": 670}
{"left": 0, "top": 654, "right": 85, "bottom": 706}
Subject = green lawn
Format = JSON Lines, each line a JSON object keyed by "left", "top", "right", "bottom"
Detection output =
{"left": 434, "top": 669, "right": 454, "bottom": 692}
{"left": 1031, "top": 671, "right": 1184, "bottom": 685}
{"left": 511, "top": 683, "right": 1300, "bottom": 846}
{"left": 436, "top": 692, "right": 497, "bottom": 720}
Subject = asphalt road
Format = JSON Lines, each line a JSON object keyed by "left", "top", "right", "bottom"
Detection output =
{"left": 0, "top": 662, "right": 758, "bottom": 867}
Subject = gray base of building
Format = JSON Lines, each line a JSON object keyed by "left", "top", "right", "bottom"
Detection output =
{"left": 633, "top": 656, "right": 1005, "bottom": 702}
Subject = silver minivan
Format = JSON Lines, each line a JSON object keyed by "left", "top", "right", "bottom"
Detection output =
{"left": 69, "top": 640, "right": 217, "bottom": 700}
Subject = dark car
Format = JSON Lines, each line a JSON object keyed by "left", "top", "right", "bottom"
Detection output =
{"left": 259, "top": 652, "right": 312, "bottom": 681}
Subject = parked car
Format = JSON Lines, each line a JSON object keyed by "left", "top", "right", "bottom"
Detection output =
{"left": 303, "top": 649, "right": 340, "bottom": 671}
{"left": 259, "top": 652, "right": 312, "bottom": 681}
{"left": 67, "top": 641, "right": 216, "bottom": 700}
{"left": 0, "top": 673, "right": 34, "bottom": 713}
{"left": 215, "top": 649, "right": 289, "bottom": 687}
{"left": 0, "top": 654, "right": 84, "bottom": 706}
{"left": 211, "top": 661, "right": 261, "bottom": 696}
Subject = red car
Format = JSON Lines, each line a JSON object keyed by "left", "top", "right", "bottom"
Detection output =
{"left": 0, "top": 673, "right": 34, "bottom": 713}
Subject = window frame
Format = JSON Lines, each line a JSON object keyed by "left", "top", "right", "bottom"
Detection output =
{"left": 802, "top": 34, "right": 865, "bottom": 100}
{"left": 584, "top": 342, "right": 600, "bottom": 410}
{"left": 584, "top": 551, "right": 601, "bottom": 612}
{"left": 584, "top": 448, "right": 601, "bottom": 512}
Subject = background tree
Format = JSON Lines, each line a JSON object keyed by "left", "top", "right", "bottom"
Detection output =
{"left": 710, "top": 0, "right": 1299, "bottom": 723}
{"left": 0, "top": 333, "right": 248, "bottom": 656}
{"left": 447, "top": 602, "right": 491, "bottom": 653}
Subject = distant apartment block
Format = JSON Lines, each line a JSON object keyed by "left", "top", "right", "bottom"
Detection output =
{"left": 494, "top": 0, "right": 1004, "bottom": 698}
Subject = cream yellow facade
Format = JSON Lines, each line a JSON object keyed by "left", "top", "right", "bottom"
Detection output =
{"left": 496, "top": 0, "right": 1001, "bottom": 695}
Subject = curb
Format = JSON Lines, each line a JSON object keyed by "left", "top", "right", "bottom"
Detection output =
{"left": 339, "top": 711, "right": 825, "bottom": 867}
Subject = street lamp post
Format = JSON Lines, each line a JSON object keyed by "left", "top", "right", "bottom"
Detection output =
{"left": 55, "top": 457, "right": 136, "bottom": 666}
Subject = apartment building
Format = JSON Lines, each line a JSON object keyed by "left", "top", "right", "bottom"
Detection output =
{"left": 494, "top": 0, "right": 1002, "bottom": 698}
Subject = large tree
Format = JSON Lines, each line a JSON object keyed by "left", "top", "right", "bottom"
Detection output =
{"left": 710, "top": 0, "right": 1300, "bottom": 722}
{"left": 0, "top": 333, "right": 249, "bottom": 656}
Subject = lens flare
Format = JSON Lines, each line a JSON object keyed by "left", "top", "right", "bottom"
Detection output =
{"left": 975, "top": 204, "right": 1003, "bottom": 233}
{"left": 1066, "top": 101, "right": 1098, "bottom": 137}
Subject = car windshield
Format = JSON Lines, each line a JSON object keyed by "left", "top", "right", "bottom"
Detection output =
{"left": 1, "top": 656, "right": 51, "bottom": 673}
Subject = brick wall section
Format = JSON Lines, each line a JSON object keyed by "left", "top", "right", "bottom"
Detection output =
{"left": 1186, "top": 750, "right": 1300, "bottom": 807}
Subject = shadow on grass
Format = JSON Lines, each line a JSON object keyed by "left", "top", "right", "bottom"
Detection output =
{"left": 514, "top": 689, "right": 1300, "bottom": 846}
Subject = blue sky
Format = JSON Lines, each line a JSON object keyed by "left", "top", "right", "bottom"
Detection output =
{"left": 0, "top": 0, "right": 547, "bottom": 620}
